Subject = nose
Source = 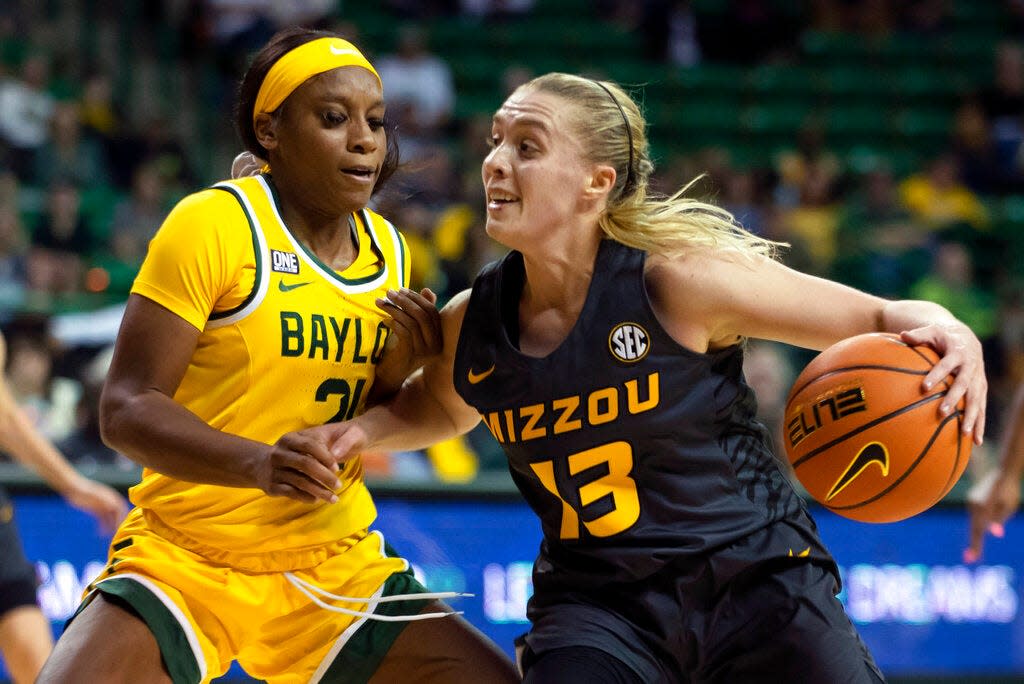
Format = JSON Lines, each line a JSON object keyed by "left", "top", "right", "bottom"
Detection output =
{"left": 348, "top": 118, "right": 378, "bottom": 154}
{"left": 482, "top": 145, "right": 507, "bottom": 180}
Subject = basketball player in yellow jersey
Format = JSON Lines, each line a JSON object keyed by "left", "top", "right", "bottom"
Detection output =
{"left": 38, "top": 28, "right": 518, "bottom": 684}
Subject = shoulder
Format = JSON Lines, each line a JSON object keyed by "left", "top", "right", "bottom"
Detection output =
{"left": 646, "top": 247, "right": 768, "bottom": 298}
{"left": 441, "top": 289, "right": 472, "bottom": 332}
{"left": 645, "top": 248, "right": 778, "bottom": 351}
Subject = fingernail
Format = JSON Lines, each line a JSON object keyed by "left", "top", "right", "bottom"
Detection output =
{"left": 330, "top": 494, "right": 338, "bottom": 504}
{"left": 924, "top": 381, "right": 933, "bottom": 389}
{"left": 388, "top": 289, "right": 398, "bottom": 296}
{"left": 963, "top": 548, "right": 978, "bottom": 564}
{"left": 991, "top": 523, "right": 1005, "bottom": 538}
{"left": 940, "top": 404, "right": 951, "bottom": 415}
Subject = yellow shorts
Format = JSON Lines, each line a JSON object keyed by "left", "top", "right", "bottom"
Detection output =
{"left": 78, "top": 508, "right": 437, "bottom": 683}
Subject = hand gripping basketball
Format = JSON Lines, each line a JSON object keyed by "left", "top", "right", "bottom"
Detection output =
{"left": 783, "top": 333, "right": 972, "bottom": 523}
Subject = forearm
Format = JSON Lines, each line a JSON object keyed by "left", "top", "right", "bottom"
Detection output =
{"left": 102, "top": 390, "right": 269, "bottom": 487}
{"left": 0, "top": 406, "right": 88, "bottom": 495}
{"left": 879, "top": 299, "right": 961, "bottom": 333}
{"left": 357, "top": 373, "right": 478, "bottom": 453}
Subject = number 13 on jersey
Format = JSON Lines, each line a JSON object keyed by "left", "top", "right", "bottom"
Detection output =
{"left": 529, "top": 441, "right": 641, "bottom": 539}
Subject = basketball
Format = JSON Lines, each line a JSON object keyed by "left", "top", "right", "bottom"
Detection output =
{"left": 782, "top": 332, "right": 972, "bottom": 523}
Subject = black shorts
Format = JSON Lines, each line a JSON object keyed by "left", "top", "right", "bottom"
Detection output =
{"left": 0, "top": 487, "right": 40, "bottom": 617}
{"left": 524, "top": 532, "right": 885, "bottom": 683}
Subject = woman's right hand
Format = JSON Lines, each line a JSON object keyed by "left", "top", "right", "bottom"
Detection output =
{"left": 254, "top": 430, "right": 342, "bottom": 503}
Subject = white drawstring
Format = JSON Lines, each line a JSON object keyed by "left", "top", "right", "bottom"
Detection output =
{"left": 285, "top": 572, "right": 470, "bottom": 622}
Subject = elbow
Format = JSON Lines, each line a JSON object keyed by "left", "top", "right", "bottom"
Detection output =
{"left": 98, "top": 385, "right": 131, "bottom": 452}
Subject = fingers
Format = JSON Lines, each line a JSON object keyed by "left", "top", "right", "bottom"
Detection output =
{"left": 377, "top": 288, "right": 442, "bottom": 355}
{"left": 267, "top": 432, "right": 342, "bottom": 503}
{"left": 231, "top": 151, "right": 265, "bottom": 178}
{"left": 965, "top": 507, "right": 988, "bottom": 563}
{"left": 268, "top": 468, "right": 338, "bottom": 504}
{"left": 329, "top": 423, "right": 367, "bottom": 462}
{"left": 902, "top": 326, "right": 986, "bottom": 443}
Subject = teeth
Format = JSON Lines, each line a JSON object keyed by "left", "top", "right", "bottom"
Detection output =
{"left": 489, "top": 194, "right": 515, "bottom": 202}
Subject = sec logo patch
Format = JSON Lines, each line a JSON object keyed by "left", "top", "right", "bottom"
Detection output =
{"left": 609, "top": 322, "right": 649, "bottom": 363}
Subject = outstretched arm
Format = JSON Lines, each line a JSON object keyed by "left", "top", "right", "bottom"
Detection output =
{"left": 0, "top": 334, "right": 127, "bottom": 532}
{"left": 647, "top": 250, "right": 987, "bottom": 441}
{"left": 964, "top": 383, "right": 1024, "bottom": 562}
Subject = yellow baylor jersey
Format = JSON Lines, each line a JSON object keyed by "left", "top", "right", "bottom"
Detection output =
{"left": 128, "top": 174, "right": 409, "bottom": 570}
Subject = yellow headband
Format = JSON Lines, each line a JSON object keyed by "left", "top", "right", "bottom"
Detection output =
{"left": 253, "top": 37, "right": 380, "bottom": 125}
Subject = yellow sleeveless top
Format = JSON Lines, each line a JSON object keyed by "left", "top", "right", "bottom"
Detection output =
{"left": 127, "top": 174, "right": 408, "bottom": 569}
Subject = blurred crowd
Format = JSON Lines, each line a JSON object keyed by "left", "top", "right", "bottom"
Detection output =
{"left": 0, "top": 0, "right": 1022, "bottom": 485}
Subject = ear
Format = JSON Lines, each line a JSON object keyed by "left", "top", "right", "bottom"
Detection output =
{"left": 253, "top": 112, "right": 279, "bottom": 152}
{"left": 584, "top": 164, "right": 616, "bottom": 200}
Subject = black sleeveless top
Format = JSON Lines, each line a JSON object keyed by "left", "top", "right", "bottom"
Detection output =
{"left": 454, "top": 239, "right": 834, "bottom": 588}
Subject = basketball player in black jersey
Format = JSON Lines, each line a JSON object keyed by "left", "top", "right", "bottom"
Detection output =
{"left": 317, "top": 72, "right": 987, "bottom": 683}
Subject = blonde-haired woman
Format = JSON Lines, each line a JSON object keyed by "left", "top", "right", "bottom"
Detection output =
{"left": 324, "top": 72, "right": 986, "bottom": 682}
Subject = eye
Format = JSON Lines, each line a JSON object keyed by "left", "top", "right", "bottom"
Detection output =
{"left": 323, "top": 111, "right": 346, "bottom": 125}
{"left": 486, "top": 135, "right": 500, "bottom": 148}
{"left": 368, "top": 117, "right": 385, "bottom": 131}
{"left": 518, "top": 139, "right": 537, "bottom": 155}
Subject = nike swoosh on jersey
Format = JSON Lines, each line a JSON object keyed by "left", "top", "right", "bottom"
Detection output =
{"left": 467, "top": 365, "right": 495, "bottom": 384}
{"left": 279, "top": 280, "right": 313, "bottom": 292}
{"left": 826, "top": 442, "right": 889, "bottom": 501}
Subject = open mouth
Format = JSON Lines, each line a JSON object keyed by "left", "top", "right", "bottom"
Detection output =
{"left": 342, "top": 166, "right": 375, "bottom": 180}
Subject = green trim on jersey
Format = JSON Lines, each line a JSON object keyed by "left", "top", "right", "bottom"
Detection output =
{"left": 208, "top": 184, "right": 263, "bottom": 322}
{"left": 94, "top": 578, "right": 202, "bottom": 684}
{"left": 320, "top": 568, "right": 431, "bottom": 683}
{"left": 263, "top": 176, "right": 388, "bottom": 287}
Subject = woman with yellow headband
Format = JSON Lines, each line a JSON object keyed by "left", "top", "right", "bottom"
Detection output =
{"left": 38, "top": 27, "right": 518, "bottom": 684}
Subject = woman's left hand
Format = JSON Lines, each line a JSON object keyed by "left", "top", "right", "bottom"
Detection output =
{"left": 371, "top": 288, "right": 442, "bottom": 399}
{"left": 900, "top": 321, "right": 987, "bottom": 444}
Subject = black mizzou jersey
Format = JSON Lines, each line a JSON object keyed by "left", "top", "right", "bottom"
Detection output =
{"left": 454, "top": 239, "right": 833, "bottom": 586}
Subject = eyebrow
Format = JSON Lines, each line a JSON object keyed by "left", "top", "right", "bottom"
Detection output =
{"left": 493, "top": 113, "right": 551, "bottom": 133}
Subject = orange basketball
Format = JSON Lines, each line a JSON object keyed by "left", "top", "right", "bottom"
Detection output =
{"left": 782, "top": 332, "right": 971, "bottom": 523}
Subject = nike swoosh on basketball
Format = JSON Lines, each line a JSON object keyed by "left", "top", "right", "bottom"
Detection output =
{"left": 467, "top": 365, "right": 495, "bottom": 384}
{"left": 826, "top": 442, "right": 889, "bottom": 501}
{"left": 279, "top": 280, "right": 313, "bottom": 292}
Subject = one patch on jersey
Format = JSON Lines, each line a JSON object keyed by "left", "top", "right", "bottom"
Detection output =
{"left": 609, "top": 322, "right": 649, "bottom": 363}
{"left": 271, "top": 250, "right": 300, "bottom": 274}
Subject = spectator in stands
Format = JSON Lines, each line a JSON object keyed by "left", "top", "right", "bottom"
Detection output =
{"left": 30, "top": 101, "right": 111, "bottom": 190}
{"left": 0, "top": 206, "right": 28, "bottom": 311}
{"left": 720, "top": 167, "right": 771, "bottom": 239}
{"left": 637, "top": 0, "right": 702, "bottom": 67}
{"left": 0, "top": 53, "right": 56, "bottom": 181}
{"left": 0, "top": 328, "right": 127, "bottom": 684}
{"left": 3, "top": 315, "right": 78, "bottom": 443}
{"left": 773, "top": 118, "right": 843, "bottom": 210}
{"left": 109, "top": 113, "right": 196, "bottom": 203}
{"left": 834, "top": 164, "right": 931, "bottom": 298}
{"left": 55, "top": 346, "right": 134, "bottom": 471}
{"left": 375, "top": 24, "right": 456, "bottom": 141}
{"left": 108, "top": 162, "right": 169, "bottom": 268}
{"left": 26, "top": 179, "right": 91, "bottom": 295}
{"left": 951, "top": 97, "right": 1006, "bottom": 195}
{"left": 909, "top": 239, "right": 1000, "bottom": 363}
{"left": 459, "top": 0, "right": 536, "bottom": 21}
{"left": 979, "top": 41, "right": 1024, "bottom": 190}
{"left": 899, "top": 152, "right": 990, "bottom": 232}
{"left": 776, "top": 162, "right": 843, "bottom": 276}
